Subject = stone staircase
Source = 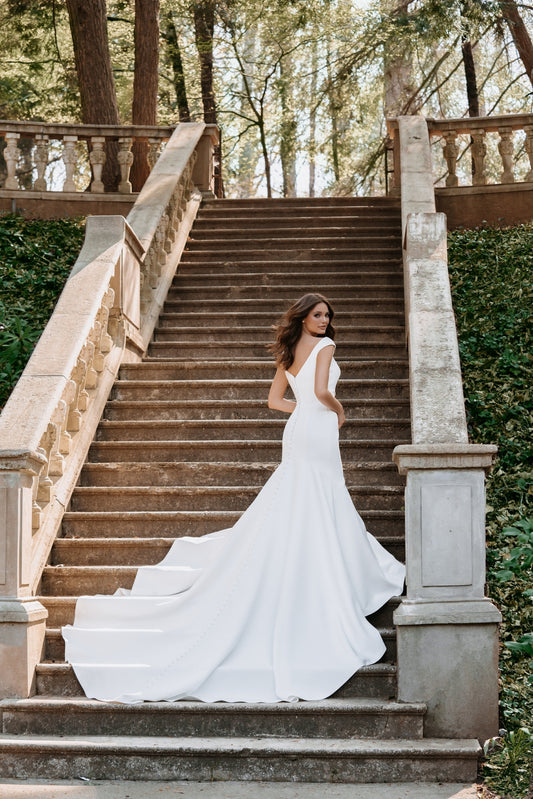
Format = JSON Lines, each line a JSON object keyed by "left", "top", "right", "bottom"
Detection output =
{"left": 0, "top": 197, "right": 480, "bottom": 781}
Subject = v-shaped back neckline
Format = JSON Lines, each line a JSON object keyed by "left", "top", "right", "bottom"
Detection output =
{"left": 285, "top": 337, "right": 327, "bottom": 379}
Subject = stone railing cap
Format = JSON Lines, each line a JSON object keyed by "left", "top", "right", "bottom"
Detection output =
{"left": 0, "top": 449, "right": 47, "bottom": 475}
{"left": 393, "top": 443, "right": 498, "bottom": 473}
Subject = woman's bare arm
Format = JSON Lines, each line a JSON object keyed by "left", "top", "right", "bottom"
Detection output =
{"left": 314, "top": 346, "right": 345, "bottom": 428}
{"left": 268, "top": 367, "right": 296, "bottom": 413}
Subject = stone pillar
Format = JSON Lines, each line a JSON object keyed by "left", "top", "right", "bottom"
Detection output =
{"left": 393, "top": 444, "right": 501, "bottom": 742}
{"left": 192, "top": 125, "right": 219, "bottom": 196}
{"left": 0, "top": 451, "right": 48, "bottom": 697}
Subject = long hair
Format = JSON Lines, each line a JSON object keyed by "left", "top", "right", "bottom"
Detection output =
{"left": 268, "top": 293, "right": 336, "bottom": 370}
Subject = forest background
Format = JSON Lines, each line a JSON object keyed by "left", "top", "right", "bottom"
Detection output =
{"left": 1, "top": 0, "right": 533, "bottom": 197}
{"left": 1, "top": 1, "right": 533, "bottom": 795}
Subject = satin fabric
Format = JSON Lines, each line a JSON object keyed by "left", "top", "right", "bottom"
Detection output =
{"left": 63, "top": 336, "right": 405, "bottom": 703}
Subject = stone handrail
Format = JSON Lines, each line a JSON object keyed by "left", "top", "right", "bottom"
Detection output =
{"left": 387, "top": 115, "right": 501, "bottom": 742}
{"left": 388, "top": 112, "right": 533, "bottom": 189}
{"left": 0, "top": 120, "right": 174, "bottom": 194}
{"left": 0, "top": 122, "right": 217, "bottom": 697}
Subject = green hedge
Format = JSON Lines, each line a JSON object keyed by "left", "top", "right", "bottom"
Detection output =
{"left": 448, "top": 225, "right": 533, "bottom": 797}
{"left": 0, "top": 215, "right": 85, "bottom": 408}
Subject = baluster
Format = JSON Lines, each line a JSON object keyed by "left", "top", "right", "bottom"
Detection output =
{"left": 140, "top": 268, "right": 152, "bottom": 315}
{"left": 442, "top": 130, "right": 459, "bottom": 187}
{"left": 498, "top": 128, "right": 515, "bottom": 183}
{"left": 67, "top": 356, "right": 86, "bottom": 432}
{"left": 48, "top": 402, "right": 67, "bottom": 476}
{"left": 117, "top": 137, "right": 134, "bottom": 193}
{"left": 62, "top": 135, "right": 78, "bottom": 192}
{"left": 84, "top": 339, "right": 98, "bottom": 389}
{"left": 89, "top": 137, "right": 106, "bottom": 193}
{"left": 471, "top": 129, "right": 487, "bottom": 186}
{"left": 524, "top": 125, "right": 533, "bottom": 182}
{"left": 33, "top": 134, "right": 49, "bottom": 191}
{"left": 147, "top": 138, "right": 160, "bottom": 170}
{"left": 4, "top": 132, "right": 21, "bottom": 190}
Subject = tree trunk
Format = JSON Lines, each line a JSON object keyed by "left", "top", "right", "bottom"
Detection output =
{"left": 382, "top": 0, "right": 416, "bottom": 117}
{"left": 193, "top": 0, "right": 217, "bottom": 124}
{"left": 130, "top": 0, "right": 160, "bottom": 191}
{"left": 308, "top": 40, "right": 318, "bottom": 198}
{"left": 193, "top": 0, "right": 223, "bottom": 195}
{"left": 162, "top": 11, "right": 191, "bottom": 122}
{"left": 462, "top": 36, "right": 480, "bottom": 117}
{"left": 501, "top": 0, "right": 533, "bottom": 88}
{"left": 65, "top": 0, "right": 121, "bottom": 190}
{"left": 278, "top": 57, "right": 297, "bottom": 197}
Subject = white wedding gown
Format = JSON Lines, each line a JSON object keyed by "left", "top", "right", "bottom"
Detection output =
{"left": 63, "top": 337, "right": 405, "bottom": 703}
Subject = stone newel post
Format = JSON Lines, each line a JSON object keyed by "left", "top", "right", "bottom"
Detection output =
{"left": 393, "top": 201, "right": 501, "bottom": 742}
{"left": 0, "top": 452, "right": 48, "bottom": 696}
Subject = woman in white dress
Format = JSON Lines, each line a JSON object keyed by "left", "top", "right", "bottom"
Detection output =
{"left": 63, "top": 293, "right": 405, "bottom": 704}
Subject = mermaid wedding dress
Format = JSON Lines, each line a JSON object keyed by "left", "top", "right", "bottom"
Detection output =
{"left": 63, "top": 337, "right": 405, "bottom": 703}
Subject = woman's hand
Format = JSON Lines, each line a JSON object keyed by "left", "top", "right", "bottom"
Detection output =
{"left": 337, "top": 406, "right": 346, "bottom": 429}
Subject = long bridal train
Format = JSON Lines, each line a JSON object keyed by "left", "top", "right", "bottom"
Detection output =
{"left": 62, "top": 337, "right": 406, "bottom": 704}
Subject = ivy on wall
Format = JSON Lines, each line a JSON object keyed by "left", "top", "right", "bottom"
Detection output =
{"left": 0, "top": 215, "right": 85, "bottom": 409}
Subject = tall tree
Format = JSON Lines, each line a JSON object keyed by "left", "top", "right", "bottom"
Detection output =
{"left": 193, "top": 0, "right": 217, "bottom": 124}
{"left": 130, "top": 0, "right": 160, "bottom": 191}
{"left": 65, "top": 0, "right": 121, "bottom": 189}
{"left": 162, "top": 10, "right": 191, "bottom": 122}
{"left": 500, "top": 0, "right": 533, "bottom": 87}
{"left": 382, "top": 0, "right": 416, "bottom": 116}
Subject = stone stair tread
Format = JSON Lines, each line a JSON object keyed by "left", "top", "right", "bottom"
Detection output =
{"left": 97, "top": 419, "right": 410, "bottom": 429}
{"left": 1, "top": 697, "right": 424, "bottom": 714}
{"left": 34, "top": 660, "right": 397, "bottom": 676}
{"left": 71, "top": 485, "right": 405, "bottom": 495}
{"left": 62, "top": 509, "right": 404, "bottom": 519}
{"left": 0, "top": 733, "right": 480, "bottom": 756}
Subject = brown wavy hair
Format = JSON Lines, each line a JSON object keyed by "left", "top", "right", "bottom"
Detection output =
{"left": 268, "top": 293, "right": 336, "bottom": 370}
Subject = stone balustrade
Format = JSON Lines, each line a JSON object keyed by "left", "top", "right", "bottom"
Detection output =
{"left": 389, "top": 115, "right": 501, "bottom": 742}
{"left": 426, "top": 113, "right": 533, "bottom": 187}
{"left": 0, "top": 121, "right": 173, "bottom": 194}
{"left": 387, "top": 113, "right": 533, "bottom": 226}
{"left": 0, "top": 122, "right": 217, "bottom": 697}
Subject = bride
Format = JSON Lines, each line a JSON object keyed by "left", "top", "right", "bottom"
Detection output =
{"left": 63, "top": 293, "right": 406, "bottom": 704}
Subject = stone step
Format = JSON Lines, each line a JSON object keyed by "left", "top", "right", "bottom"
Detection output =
{"left": 163, "top": 295, "right": 404, "bottom": 311}
{"left": 147, "top": 341, "right": 406, "bottom": 359}
{"left": 102, "top": 398, "right": 410, "bottom": 422}
{"left": 200, "top": 197, "right": 400, "bottom": 207}
{"left": 177, "top": 259, "right": 403, "bottom": 274}
{"left": 166, "top": 285, "right": 404, "bottom": 301}
{"left": 111, "top": 378, "right": 410, "bottom": 402}
{"left": 192, "top": 221, "right": 401, "bottom": 234}
{"left": 158, "top": 310, "right": 405, "bottom": 326}
{"left": 181, "top": 248, "right": 401, "bottom": 263}
{"left": 61, "top": 509, "right": 404, "bottom": 539}
{"left": 173, "top": 272, "right": 404, "bottom": 287}
{"left": 0, "top": 733, "right": 480, "bottom": 783}
{"left": 0, "top": 697, "right": 422, "bottom": 740}
{"left": 78, "top": 461, "right": 406, "bottom": 486}
{"left": 43, "top": 625, "right": 397, "bottom": 664}
{"left": 41, "top": 562, "right": 399, "bottom": 599}
{"left": 88, "top": 439, "right": 407, "bottom": 464}
{"left": 94, "top": 418, "right": 411, "bottom": 443}
{"left": 34, "top": 661, "right": 398, "bottom": 700}
{"left": 153, "top": 328, "right": 406, "bottom": 345}
{"left": 51, "top": 536, "right": 404, "bottom": 567}
{"left": 185, "top": 235, "right": 401, "bottom": 250}
{"left": 189, "top": 222, "right": 401, "bottom": 235}
{"left": 37, "top": 595, "right": 401, "bottom": 630}
{"left": 69, "top": 485, "right": 405, "bottom": 513}
{"left": 118, "top": 360, "right": 408, "bottom": 381}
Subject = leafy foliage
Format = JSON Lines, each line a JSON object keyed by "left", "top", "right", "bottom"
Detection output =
{"left": 448, "top": 224, "right": 533, "bottom": 797}
{"left": 0, "top": 215, "right": 85, "bottom": 409}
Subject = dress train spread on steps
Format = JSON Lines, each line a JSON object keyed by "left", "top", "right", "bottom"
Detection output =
{"left": 62, "top": 337, "right": 406, "bottom": 703}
